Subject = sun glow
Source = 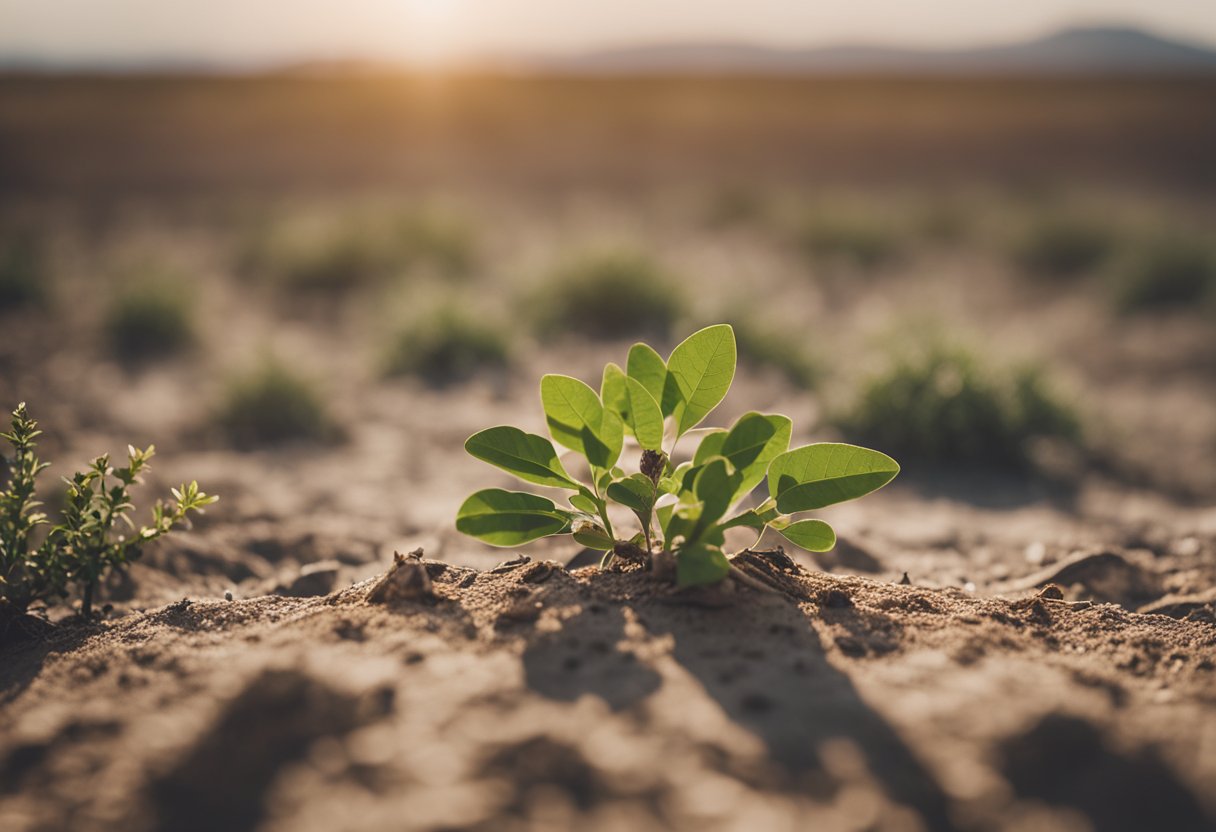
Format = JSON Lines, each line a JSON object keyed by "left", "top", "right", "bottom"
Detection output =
{"left": 401, "top": 0, "right": 464, "bottom": 66}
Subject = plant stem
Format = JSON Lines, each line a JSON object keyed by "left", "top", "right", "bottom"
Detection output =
{"left": 597, "top": 501, "right": 615, "bottom": 540}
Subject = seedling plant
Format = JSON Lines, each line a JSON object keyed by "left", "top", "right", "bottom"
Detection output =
{"left": 1, "top": 403, "right": 217, "bottom": 621}
{"left": 457, "top": 324, "right": 899, "bottom": 587}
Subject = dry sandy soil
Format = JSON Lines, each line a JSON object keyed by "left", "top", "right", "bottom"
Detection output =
{"left": 2, "top": 74, "right": 1216, "bottom": 831}
{"left": 1, "top": 547, "right": 1215, "bottom": 832}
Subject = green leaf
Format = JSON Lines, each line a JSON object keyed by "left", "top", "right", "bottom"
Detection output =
{"left": 693, "top": 457, "right": 742, "bottom": 535}
{"left": 569, "top": 493, "right": 600, "bottom": 514}
{"left": 664, "top": 324, "right": 737, "bottom": 437}
{"left": 603, "top": 363, "right": 663, "bottom": 450}
{"left": 627, "top": 342, "right": 668, "bottom": 412}
{"left": 718, "top": 509, "right": 765, "bottom": 531}
{"left": 540, "top": 374, "right": 624, "bottom": 470}
{"left": 778, "top": 519, "right": 836, "bottom": 552}
{"left": 719, "top": 412, "right": 792, "bottom": 501}
{"left": 657, "top": 475, "right": 681, "bottom": 496}
{"left": 768, "top": 443, "right": 900, "bottom": 513}
{"left": 656, "top": 503, "right": 675, "bottom": 536}
{"left": 663, "top": 504, "right": 700, "bottom": 550}
{"left": 596, "top": 467, "right": 620, "bottom": 491}
{"left": 692, "top": 429, "right": 728, "bottom": 465}
{"left": 600, "top": 363, "right": 630, "bottom": 433}
{"left": 465, "top": 426, "right": 579, "bottom": 490}
{"left": 608, "top": 473, "right": 658, "bottom": 539}
{"left": 572, "top": 521, "right": 615, "bottom": 551}
{"left": 668, "top": 461, "right": 696, "bottom": 493}
{"left": 676, "top": 543, "right": 731, "bottom": 587}
{"left": 719, "top": 504, "right": 784, "bottom": 531}
{"left": 456, "top": 489, "right": 571, "bottom": 546}
{"left": 623, "top": 377, "right": 664, "bottom": 450}
{"left": 606, "top": 473, "right": 657, "bottom": 514}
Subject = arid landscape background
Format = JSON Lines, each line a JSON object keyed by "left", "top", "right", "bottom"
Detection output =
{"left": 1, "top": 63, "right": 1215, "bottom": 831}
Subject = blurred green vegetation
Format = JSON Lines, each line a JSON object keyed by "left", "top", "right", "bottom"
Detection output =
{"left": 703, "top": 186, "right": 770, "bottom": 229}
{"left": 1012, "top": 215, "right": 1114, "bottom": 279}
{"left": 0, "top": 235, "right": 48, "bottom": 311}
{"left": 529, "top": 249, "right": 685, "bottom": 340}
{"left": 841, "top": 340, "right": 1081, "bottom": 469}
{"left": 729, "top": 317, "right": 821, "bottom": 389}
{"left": 793, "top": 210, "right": 903, "bottom": 271}
{"left": 1111, "top": 234, "right": 1216, "bottom": 313}
{"left": 240, "top": 208, "right": 476, "bottom": 294}
{"left": 104, "top": 271, "right": 196, "bottom": 363}
{"left": 383, "top": 305, "right": 512, "bottom": 386}
{"left": 216, "top": 358, "right": 334, "bottom": 448}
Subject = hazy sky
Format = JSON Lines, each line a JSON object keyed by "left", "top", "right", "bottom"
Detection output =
{"left": 2, "top": 0, "right": 1214, "bottom": 66}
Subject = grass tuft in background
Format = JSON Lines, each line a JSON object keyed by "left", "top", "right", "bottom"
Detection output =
{"left": 841, "top": 340, "right": 1080, "bottom": 470}
{"left": 529, "top": 249, "right": 685, "bottom": 341}
{"left": 1012, "top": 214, "right": 1114, "bottom": 279}
{"left": 104, "top": 270, "right": 196, "bottom": 363}
{"left": 1111, "top": 234, "right": 1216, "bottom": 313}
{"left": 216, "top": 358, "right": 334, "bottom": 448}
{"left": 0, "top": 235, "right": 49, "bottom": 311}
{"left": 383, "top": 305, "right": 512, "bottom": 386}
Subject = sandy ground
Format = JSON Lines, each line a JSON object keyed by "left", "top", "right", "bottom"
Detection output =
{"left": 1, "top": 549, "right": 1214, "bottom": 832}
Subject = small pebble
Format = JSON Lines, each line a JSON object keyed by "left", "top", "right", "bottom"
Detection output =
{"left": 822, "top": 589, "right": 853, "bottom": 609}
{"left": 1173, "top": 537, "right": 1201, "bottom": 558}
{"left": 224, "top": 590, "right": 234, "bottom": 602}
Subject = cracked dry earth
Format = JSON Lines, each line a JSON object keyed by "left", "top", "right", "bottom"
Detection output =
{"left": 1, "top": 550, "right": 1214, "bottom": 832}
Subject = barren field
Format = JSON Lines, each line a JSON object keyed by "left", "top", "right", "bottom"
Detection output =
{"left": 1, "top": 75, "right": 1215, "bottom": 831}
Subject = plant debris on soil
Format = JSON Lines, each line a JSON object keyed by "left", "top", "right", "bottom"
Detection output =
{"left": 2, "top": 550, "right": 1213, "bottom": 832}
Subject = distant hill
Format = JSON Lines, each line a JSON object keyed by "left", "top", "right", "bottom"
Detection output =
{"left": 534, "top": 26, "right": 1216, "bottom": 76}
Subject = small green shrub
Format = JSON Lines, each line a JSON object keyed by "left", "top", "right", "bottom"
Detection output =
{"left": 704, "top": 187, "right": 768, "bottom": 228}
{"left": 104, "top": 278, "right": 196, "bottom": 363}
{"left": 529, "top": 250, "right": 685, "bottom": 340}
{"left": 393, "top": 211, "right": 476, "bottom": 279}
{"left": 242, "top": 210, "right": 475, "bottom": 294}
{"left": 842, "top": 343, "right": 1079, "bottom": 469}
{"left": 1111, "top": 236, "right": 1216, "bottom": 313}
{"left": 456, "top": 324, "right": 899, "bottom": 588}
{"left": 0, "top": 236, "right": 47, "bottom": 311}
{"left": 1013, "top": 216, "right": 1113, "bottom": 278}
{"left": 216, "top": 359, "right": 333, "bottom": 448}
{"left": 794, "top": 213, "right": 901, "bottom": 271}
{"left": 731, "top": 318, "right": 821, "bottom": 389}
{"left": 384, "top": 307, "right": 511, "bottom": 386}
{"left": 1, "top": 403, "right": 216, "bottom": 621}
{"left": 915, "top": 200, "right": 971, "bottom": 245}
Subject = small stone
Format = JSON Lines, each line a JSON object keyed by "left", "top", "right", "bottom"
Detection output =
{"left": 899, "top": 572, "right": 911, "bottom": 586}
{"left": 491, "top": 555, "right": 532, "bottom": 574}
{"left": 520, "top": 560, "right": 559, "bottom": 584}
{"left": 224, "top": 590, "right": 234, "bottom": 602}
{"left": 836, "top": 635, "right": 867, "bottom": 657}
{"left": 1173, "top": 537, "right": 1201, "bottom": 558}
{"left": 1037, "top": 584, "right": 1065, "bottom": 601}
{"left": 367, "top": 552, "right": 434, "bottom": 604}
{"left": 821, "top": 589, "right": 853, "bottom": 609}
{"left": 278, "top": 560, "right": 342, "bottom": 598}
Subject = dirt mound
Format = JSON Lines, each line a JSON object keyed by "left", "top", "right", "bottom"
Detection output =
{"left": 1, "top": 554, "right": 1214, "bottom": 832}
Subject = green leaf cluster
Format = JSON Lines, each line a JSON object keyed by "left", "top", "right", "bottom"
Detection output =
{"left": 457, "top": 325, "right": 899, "bottom": 588}
{"left": 1, "top": 403, "right": 217, "bottom": 619}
